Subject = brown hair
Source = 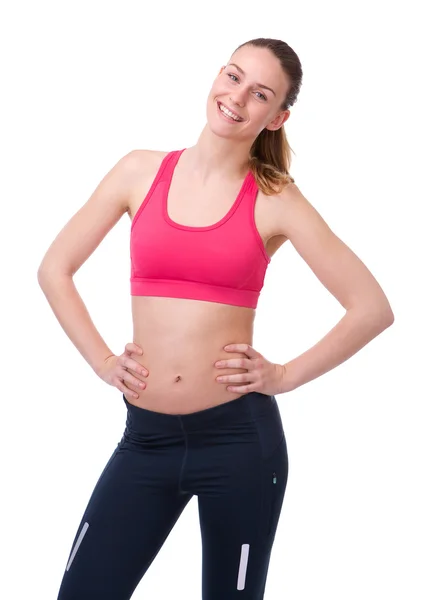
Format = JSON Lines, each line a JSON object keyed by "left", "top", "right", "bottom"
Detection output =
{"left": 233, "top": 38, "right": 303, "bottom": 196}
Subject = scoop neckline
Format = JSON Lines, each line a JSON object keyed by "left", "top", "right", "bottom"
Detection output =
{"left": 163, "top": 148, "right": 254, "bottom": 232}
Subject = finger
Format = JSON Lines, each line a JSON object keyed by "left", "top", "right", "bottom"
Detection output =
{"left": 116, "top": 380, "right": 141, "bottom": 400}
{"left": 125, "top": 343, "right": 143, "bottom": 356}
{"left": 216, "top": 373, "right": 252, "bottom": 383}
{"left": 122, "top": 355, "right": 148, "bottom": 376}
{"left": 119, "top": 370, "right": 147, "bottom": 390}
{"left": 217, "top": 358, "right": 251, "bottom": 369}
{"left": 227, "top": 384, "right": 256, "bottom": 393}
{"left": 224, "top": 344, "right": 259, "bottom": 359}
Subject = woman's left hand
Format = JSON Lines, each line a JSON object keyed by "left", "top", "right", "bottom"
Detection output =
{"left": 214, "top": 343, "right": 287, "bottom": 396}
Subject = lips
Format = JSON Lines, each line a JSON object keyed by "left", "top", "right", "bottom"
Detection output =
{"left": 217, "top": 101, "right": 244, "bottom": 122}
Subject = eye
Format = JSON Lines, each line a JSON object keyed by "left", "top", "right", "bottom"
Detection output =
{"left": 226, "top": 73, "right": 267, "bottom": 101}
{"left": 255, "top": 91, "right": 267, "bottom": 101}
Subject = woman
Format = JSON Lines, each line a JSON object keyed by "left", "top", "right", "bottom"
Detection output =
{"left": 38, "top": 38, "right": 394, "bottom": 599}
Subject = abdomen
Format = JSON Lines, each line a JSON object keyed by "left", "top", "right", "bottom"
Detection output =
{"left": 126, "top": 296, "right": 255, "bottom": 414}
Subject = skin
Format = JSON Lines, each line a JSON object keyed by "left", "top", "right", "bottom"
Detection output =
{"left": 38, "top": 45, "right": 394, "bottom": 415}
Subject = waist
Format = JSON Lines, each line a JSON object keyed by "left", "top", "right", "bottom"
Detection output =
{"left": 123, "top": 391, "right": 277, "bottom": 431}
{"left": 126, "top": 297, "right": 255, "bottom": 413}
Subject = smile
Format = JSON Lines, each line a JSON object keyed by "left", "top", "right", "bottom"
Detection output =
{"left": 217, "top": 101, "right": 244, "bottom": 122}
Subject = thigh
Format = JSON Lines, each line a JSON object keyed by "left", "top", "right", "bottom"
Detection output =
{"left": 198, "top": 432, "right": 289, "bottom": 600}
{"left": 56, "top": 438, "right": 193, "bottom": 600}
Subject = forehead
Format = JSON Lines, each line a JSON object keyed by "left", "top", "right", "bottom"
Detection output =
{"left": 229, "top": 45, "right": 285, "bottom": 87}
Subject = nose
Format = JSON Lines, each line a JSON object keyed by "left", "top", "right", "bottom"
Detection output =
{"left": 229, "top": 89, "right": 247, "bottom": 107}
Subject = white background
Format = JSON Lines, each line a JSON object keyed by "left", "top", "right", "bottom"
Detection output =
{"left": 1, "top": 0, "right": 434, "bottom": 598}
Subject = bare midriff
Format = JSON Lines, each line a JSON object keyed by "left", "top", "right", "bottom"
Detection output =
{"left": 127, "top": 295, "right": 256, "bottom": 414}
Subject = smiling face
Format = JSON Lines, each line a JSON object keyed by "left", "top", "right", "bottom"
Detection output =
{"left": 206, "top": 44, "right": 291, "bottom": 142}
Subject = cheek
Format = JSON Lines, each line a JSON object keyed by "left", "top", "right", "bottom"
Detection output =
{"left": 209, "top": 81, "right": 225, "bottom": 98}
{"left": 255, "top": 108, "right": 273, "bottom": 127}
{"left": 207, "top": 85, "right": 219, "bottom": 106}
{"left": 206, "top": 93, "right": 218, "bottom": 114}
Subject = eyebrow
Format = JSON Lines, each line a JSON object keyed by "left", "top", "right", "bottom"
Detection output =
{"left": 227, "top": 63, "right": 276, "bottom": 96}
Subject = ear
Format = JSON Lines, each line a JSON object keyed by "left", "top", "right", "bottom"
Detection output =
{"left": 265, "top": 109, "right": 291, "bottom": 132}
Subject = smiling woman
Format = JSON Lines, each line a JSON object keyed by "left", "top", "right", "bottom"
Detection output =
{"left": 38, "top": 36, "right": 393, "bottom": 600}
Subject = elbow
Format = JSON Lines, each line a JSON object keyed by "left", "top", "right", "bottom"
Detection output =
{"left": 381, "top": 309, "right": 395, "bottom": 330}
{"left": 379, "top": 298, "right": 395, "bottom": 328}
{"left": 349, "top": 298, "right": 394, "bottom": 332}
{"left": 37, "top": 265, "right": 71, "bottom": 288}
{"left": 362, "top": 301, "right": 395, "bottom": 332}
{"left": 37, "top": 265, "right": 54, "bottom": 288}
{"left": 37, "top": 266, "right": 48, "bottom": 288}
{"left": 386, "top": 307, "right": 395, "bottom": 326}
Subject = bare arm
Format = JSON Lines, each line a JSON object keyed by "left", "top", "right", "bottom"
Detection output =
{"left": 274, "top": 182, "right": 394, "bottom": 393}
{"left": 37, "top": 149, "right": 147, "bottom": 376}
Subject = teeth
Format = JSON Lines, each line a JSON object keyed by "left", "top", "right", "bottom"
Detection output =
{"left": 219, "top": 103, "right": 242, "bottom": 121}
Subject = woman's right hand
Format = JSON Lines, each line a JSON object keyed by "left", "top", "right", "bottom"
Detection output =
{"left": 97, "top": 343, "right": 148, "bottom": 400}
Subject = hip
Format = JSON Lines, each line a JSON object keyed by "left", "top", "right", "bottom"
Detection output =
{"left": 121, "top": 389, "right": 286, "bottom": 462}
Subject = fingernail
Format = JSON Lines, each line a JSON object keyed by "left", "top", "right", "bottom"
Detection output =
{"left": 142, "top": 370, "right": 148, "bottom": 376}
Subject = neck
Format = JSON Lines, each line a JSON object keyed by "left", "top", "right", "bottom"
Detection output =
{"left": 183, "top": 125, "right": 254, "bottom": 184}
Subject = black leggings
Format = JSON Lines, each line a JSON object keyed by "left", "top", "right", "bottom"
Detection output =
{"left": 56, "top": 391, "right": 289, "bottom": 599}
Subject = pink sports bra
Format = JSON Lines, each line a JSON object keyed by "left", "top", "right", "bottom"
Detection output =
{"left": 129, "top": 148, "right": 271, "bottom": 309}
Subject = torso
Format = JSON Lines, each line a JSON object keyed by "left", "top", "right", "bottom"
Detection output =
{"left": 125, "top": 149, "right": 288, "bottom": 414}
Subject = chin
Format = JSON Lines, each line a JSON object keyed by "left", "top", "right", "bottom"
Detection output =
{"left": 208, "top": 122, "right": 238, "bottom": 140}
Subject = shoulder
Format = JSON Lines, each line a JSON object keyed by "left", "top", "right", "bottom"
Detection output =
{"left": 124, "top": 149, "right": 173, "bottom": 218}
{"left": 120, "top": 149, "right": 172, "bottom": 198}
{"left": 121, "top": 148, "right": 171, "bottom": 175}
{"left": 264, "top": 180, "right": 327, "bottom": 241}
{"left": 256, "top": 180, "right": 309, "bottom": 240}
{"left": 270, "top": 179, "right": 306, "bottom": 208}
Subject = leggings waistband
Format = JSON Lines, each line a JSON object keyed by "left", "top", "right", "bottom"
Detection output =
{"left": 122, "top": 392, "right": 277, "bottom": 434}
